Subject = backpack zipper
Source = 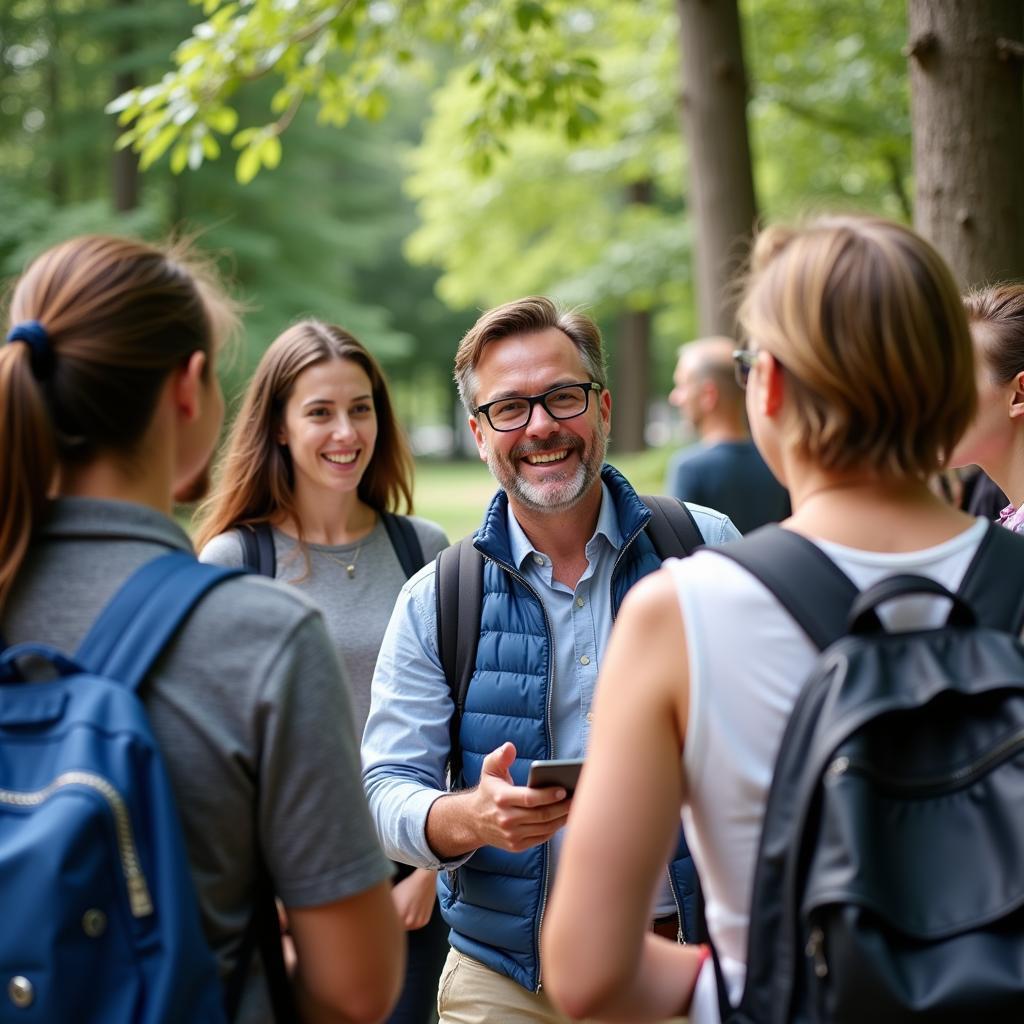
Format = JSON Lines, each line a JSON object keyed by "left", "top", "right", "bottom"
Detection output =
{"left": 833, "top": 727, "right": 1024, "bottom": 798}
{"left": 0, "top": 770, "right": 154, "bottom": 917}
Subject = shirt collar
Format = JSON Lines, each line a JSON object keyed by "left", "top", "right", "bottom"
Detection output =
{"left": 37, "top": 497, "right": 194, "bottom": 552}
{"left": 506, "top": 480, "right": 622, "bottom": 570}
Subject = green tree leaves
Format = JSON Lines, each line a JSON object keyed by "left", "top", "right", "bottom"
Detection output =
{"left": 108, "top": 0, "right": 606, "bottom": 182}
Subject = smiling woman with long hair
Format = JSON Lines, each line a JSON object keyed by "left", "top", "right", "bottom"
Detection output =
{"left": 196, "top": 318, "right": 449, "bottom": 1024}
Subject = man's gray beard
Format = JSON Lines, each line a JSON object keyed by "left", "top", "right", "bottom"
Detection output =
{"left": 485, "top": 421, "right": 607, "bottom": 513}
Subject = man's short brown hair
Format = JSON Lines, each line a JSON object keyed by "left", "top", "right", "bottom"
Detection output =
{"left": 454, "top": 296, "right": 607, "bottom": 413}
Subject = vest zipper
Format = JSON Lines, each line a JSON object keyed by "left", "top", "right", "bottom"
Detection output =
{"left": 834, "top": 727, "right": 1024, "bottom": 798}
{"left": 0, "top": 770, "right": 154, "bottom": 917}
{"left": 484, "top": 552, "right": 556, "bottom": 993}
{"left": 609, "top": 519, "right": 649, "bottom": 623}
{"left": 665, "top": 869, "right": 684, "bottom": 942}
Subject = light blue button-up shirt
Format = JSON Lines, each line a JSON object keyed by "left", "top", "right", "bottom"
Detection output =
{"left": 361, "top": 485, "right": 739, "bottom": 913}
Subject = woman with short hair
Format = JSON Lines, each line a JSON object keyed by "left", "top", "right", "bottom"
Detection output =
{"left": 541, "top": 216, "right": 988, "bottom": 1022}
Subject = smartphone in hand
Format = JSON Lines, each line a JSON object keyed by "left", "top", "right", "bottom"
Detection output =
{"left": 527, "top": 758, "right": 584, "bottom": 794}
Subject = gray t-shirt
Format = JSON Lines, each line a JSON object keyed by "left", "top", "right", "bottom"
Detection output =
{"left": 2, "top": 498, "right": 392, "bottom": 1021}
{"left": 200, "top": 516, "right": 449, "bottom": 736}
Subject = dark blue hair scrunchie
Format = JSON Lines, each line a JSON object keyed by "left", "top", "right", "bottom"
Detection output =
{"left": 6, "top": 320, "right": 54, "bottom": 380}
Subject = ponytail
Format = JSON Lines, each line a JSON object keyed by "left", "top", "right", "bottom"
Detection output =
{"left": 1, "top": 234, "right": 238, "bottom": 610}
{"left": 0, "top": 340, "right": 57, "bottom": 605}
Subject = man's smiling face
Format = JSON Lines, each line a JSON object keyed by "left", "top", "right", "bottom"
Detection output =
{"left": 469, "top": 326, "right": 611, "bottom": 514}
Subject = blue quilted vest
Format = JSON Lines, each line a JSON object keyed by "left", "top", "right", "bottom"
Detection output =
{"left": 438, "top": 465, "right": 701, "bottom": 992}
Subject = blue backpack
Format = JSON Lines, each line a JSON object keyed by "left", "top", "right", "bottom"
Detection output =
{"left": 0, "top": 552, "right": 242, "bottom": 1023}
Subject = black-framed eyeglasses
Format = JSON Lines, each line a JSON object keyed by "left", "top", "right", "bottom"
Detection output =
{"left": 732, "top": 348, "right": 759, "bottom": 390}
{"left": 474, "top": 381, "right": 602, "bottom": 432}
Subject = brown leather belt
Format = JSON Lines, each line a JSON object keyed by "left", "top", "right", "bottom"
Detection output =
{"left": 651, "top": 912, "right": 680, "bottom": 941}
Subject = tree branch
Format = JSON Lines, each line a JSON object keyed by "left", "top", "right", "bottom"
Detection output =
{"left": 241, "top": 1, "right": 356, "bottom": 83}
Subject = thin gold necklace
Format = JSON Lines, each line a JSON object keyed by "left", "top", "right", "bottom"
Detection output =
{"left": 315, "top": 542, "right": 362, "bottom": 579}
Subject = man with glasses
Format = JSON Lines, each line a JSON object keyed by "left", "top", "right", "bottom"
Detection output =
{"left": 665, "top": 337, "right": 790, "bottom": 534}
{"left": 362, "top": 297, "right": 737, "bottom": 1022}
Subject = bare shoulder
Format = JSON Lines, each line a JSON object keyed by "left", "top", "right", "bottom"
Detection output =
{"left": 617, "top": 565, "right": 685, "bottom": 630}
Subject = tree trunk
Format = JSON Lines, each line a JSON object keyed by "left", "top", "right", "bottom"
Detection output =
{"left": 112, "top": 0, "right": 139, "bottom": 212}
{"left": 676, "top": 0, "right": 758, "bottom": 336}
{"left": 611, "top": 180, "right": 653, "bottom": 454}
{"left": 45, "top": 0, "right": 67, "bottom": 204}
{"left": 612, "top": 308, "right": 650, "bottom": 454}
{"left": 908, "top": 0, "right": 1024, "bottom": 286}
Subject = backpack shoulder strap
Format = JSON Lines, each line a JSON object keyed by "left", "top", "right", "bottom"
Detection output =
{"left": 435, "top": 535, "right": 484, "bottom": 781}
{"left": 239, "top": 523, "right": 276, "bottom": 577}
{"left": 640, "top": 494, "right": 704, "bottom": 558}
{"left": 956, "top": 522, "right": 1024, "bottom": 632}
{"left": 382, "top": 512, "right": 427, "bottom": 580}
{"left": 75, "top": 552, "right": 242, "bottom": 692}
{"left": 713, "top": 525, "right": 859, "bottom": 651}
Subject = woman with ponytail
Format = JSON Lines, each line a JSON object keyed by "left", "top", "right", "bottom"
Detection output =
{"left": 0, "top": 236, "right": 402, "bottom": 1023}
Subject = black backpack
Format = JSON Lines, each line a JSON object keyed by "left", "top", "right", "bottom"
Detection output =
{"left": 713, "top": 523, "right": 1024, "bottom": 1023}
{"left": 239, "top": 513, "right": 426, "bottom": 579}
{"left": 435, "top": 494, "right": 704, "bottom": 780}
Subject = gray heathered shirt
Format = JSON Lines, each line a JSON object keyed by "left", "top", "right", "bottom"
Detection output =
{"left": 2, "top": 498, "right": 392, "bottom": 1022}
{"left": 199, "top": 516, "right": 449, "bottom": 737}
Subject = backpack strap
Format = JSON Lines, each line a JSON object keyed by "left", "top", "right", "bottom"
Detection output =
{"left": 239, "top": 523, "right": 276, "bottom": 577}
{"left": 382, "top": 512, "right": 427, "bottom": 580}
{"left": 75, "top": 552, "right": 242, "bottom": 691}
{"left": 956, "top": 522, "right": 1024, "bottom": 632}
{"left": 435, "top": 536, "right": 484, "bottom": 782}
{"left": 640, "top": 494, "right": 704, "bottom": 558}
{"left": 223, "top": 862, "right": 296, "bottom": 1023}
{"left": 713, "top": 525, "right": 859, "bottom": 651}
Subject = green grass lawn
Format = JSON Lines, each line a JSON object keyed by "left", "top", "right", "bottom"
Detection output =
{"left": 414, "top": 447, "right": 675, "bottom": 542}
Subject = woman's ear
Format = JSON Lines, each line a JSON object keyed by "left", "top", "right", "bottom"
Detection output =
{"left": 172, "top": 351, "right": 208, "bottom": 423}
{"left": 758, "top": 351, "right": 786, "bottom": 418}
{"left": 1009, "top": 371, "right": 1024, "bottom": 420}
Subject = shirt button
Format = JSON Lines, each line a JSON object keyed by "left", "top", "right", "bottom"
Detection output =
{"left": 533, "top": 554, "right": 544, "bottom": 566}
{"left": 580, "top": 655, "right": 590, "bottom": 666}
{"left": 575, "top": 596, "right": 585, "bottom": 608}
{"left": 587, "top": 712, "right": 594, "bottom": 722}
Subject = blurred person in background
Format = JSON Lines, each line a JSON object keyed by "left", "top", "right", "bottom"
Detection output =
{"left": 949, "top": 285, "right": 1024, "bottom": 532}
{"left": 666, "top": 336, "right": 789, "bottom": 534}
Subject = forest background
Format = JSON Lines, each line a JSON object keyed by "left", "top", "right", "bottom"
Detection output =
{"left": 3, "top": 0, "right": 1021, "bottom": 539}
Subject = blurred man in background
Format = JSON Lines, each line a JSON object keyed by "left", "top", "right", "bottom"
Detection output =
{"left": 666, "top": 335, "right": 789, "bottom": 534}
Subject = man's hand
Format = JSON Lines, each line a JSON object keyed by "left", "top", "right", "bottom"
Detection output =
{"left": 426, "top": 742, "right": 573, "bottom": 859}
{"left": 391, "top": 867, "right": 438, "bottom": 931}
{"left": 469, "top": 742, "right": 572, "bottom": 852}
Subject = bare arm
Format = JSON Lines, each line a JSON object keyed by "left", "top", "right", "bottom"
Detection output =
{"left": 425, "top": 742, "right": 572, "bottom": 859}
{"left": 289, "top": 880, "right": 405, "bottom": 1024}
{"left": 541, "top": 569, "right": 703, "bottom": 1021}
{"left": 391, "top": 868, "right": 437, "bottom": 931}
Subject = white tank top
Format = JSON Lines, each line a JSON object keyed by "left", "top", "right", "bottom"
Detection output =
{"left": 666, "top": 519, "right": 988, "bottom": 1022}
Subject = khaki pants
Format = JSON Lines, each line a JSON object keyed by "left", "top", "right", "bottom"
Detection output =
{"left": 436, "top": 948, "right": 687, "bottom": 1024}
